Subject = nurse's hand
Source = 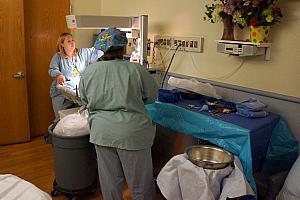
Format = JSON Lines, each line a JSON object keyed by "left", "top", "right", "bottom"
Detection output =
{"left": 57, "top": 75, "right": 65, "bottom": 85}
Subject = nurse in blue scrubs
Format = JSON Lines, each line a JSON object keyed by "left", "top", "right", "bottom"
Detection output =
{"left": 48, "top": 32, "right": 103, "bottom": 120}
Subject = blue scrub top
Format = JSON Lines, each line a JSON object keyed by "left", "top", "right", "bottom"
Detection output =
{"left": 48, "top": 47, "right": 103, "bottom": 97}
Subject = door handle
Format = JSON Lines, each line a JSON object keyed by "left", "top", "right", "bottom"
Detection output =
{"left": 13, "top": 71, "right": 25, "bottom": 79}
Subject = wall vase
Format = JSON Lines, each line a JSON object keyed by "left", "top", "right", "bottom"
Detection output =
{"left": 221, "top": 16, "right": 235, "bottom": 41}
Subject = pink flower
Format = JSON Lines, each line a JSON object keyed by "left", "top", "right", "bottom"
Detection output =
{"left": 204, "top": 0, "right": 283, "bottom": 28}
{"left": 252, "top": 0, "right": 260, "bottom": 8}
{"left": 249, "top": 17, "right": 259, "bottom": 27}
{"left": 272, "top": 6, "right": 282, "bottom": 16}
{"left": 224, "top": 0, "right": 235, "bottom": 15}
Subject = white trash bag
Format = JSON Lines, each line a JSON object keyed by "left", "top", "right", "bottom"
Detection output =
{"left": 53, "top": 109, "right": 90, "bottom": 136}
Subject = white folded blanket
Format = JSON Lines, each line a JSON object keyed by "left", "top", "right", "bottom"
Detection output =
{"left": 0, "top": 174, "right": 52, "bottom": 200}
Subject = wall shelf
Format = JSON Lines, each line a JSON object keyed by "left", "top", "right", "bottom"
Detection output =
{"left": 216, "top": 40, "right": 272, "bottom": 60}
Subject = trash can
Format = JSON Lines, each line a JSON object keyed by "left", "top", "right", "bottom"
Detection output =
{"left": 46, "top": 123, "right": 97, "bottom": 200}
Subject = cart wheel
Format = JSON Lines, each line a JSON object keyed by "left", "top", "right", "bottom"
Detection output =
{"left": 69, "top": 196, "right": 78, "bottom": 200}
{"left": 90, "top": 188, "right": 96, "bottom": 195}
{"left": 52, "top": 180, "right": 57, "bottom": 187}
{"left": 51, "top": 190, "right": 60, "bottom": 197}
{"left": 68, "top": 192, "right": 79, "bottom": 200}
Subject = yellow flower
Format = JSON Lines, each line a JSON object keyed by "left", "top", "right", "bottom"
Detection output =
{"left": 266, "top": 15, "right": 274, "bottom": 22}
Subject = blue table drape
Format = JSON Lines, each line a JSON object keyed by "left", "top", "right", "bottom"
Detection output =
{"left": 146, "top": 100, "right": 298, "bottom": 193}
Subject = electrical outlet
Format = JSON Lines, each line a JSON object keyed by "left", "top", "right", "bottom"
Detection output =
{"left": 170, "top": 36, "right": 204, "bottom": 53}
{"left": 154, "top": 35, "right": 204, "bottom": 52}
{"left": 154, "top": 35, "right": 172, "bottom": 49}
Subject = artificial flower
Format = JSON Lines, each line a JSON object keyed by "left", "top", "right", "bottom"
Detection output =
{"left": 204, "top": 0, "right": 283, "bottom": 28}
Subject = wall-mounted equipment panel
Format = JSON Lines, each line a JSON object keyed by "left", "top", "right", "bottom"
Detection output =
{"left": 216, "top": 40, "right": 271, "bottom": 60}
{"left": 154, "top": 35, "right": 204, "bottom": 53}
{"left": 66, "top": 15, "right": 148, "bottom": 66}
{"left": 66, "top": 15, "right": 140, "bottom": 30}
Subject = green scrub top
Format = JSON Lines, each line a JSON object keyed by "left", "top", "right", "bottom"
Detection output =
{"left": 79, "top": 59, "right": 158, "bottom": 150}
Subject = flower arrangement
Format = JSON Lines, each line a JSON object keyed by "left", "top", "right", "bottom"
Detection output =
{"left": 204, "top": 0, "right": 283, "bottom": 28}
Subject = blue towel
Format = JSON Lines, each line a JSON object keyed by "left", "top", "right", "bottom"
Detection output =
{"left": 158, "top": 89, "right": 181, "bottom": 103}
{"left": 236, "top": 109, "right": 268, "bottom": 118}
{"left": 236, "top": 97, "right": 267, "bottom": 112}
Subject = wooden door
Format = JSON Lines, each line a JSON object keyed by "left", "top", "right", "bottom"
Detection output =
{"left": 24, "top": 0, "right": 70, "bottom": 136}
{"left": 0, "top": 0, "right": 30, "bottom": 145}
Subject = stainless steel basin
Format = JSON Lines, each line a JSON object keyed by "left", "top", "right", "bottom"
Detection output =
{"left": 185, "top": 145, "right": 234, "bottom": 170}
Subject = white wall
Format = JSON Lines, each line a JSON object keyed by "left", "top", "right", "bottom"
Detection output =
{"left": 70, "top": 0, "right": 101, "bottom": 47}
{"left": 72, "top": 0, "right": 300, "bottom": 99}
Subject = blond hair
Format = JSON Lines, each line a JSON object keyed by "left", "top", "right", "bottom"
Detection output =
{"left": 56, "top": 32, "right": 78, "bottom": 57}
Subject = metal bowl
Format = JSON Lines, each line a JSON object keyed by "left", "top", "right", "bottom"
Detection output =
{"left": 185, "top": 145, "right": 234, "bottom": 170}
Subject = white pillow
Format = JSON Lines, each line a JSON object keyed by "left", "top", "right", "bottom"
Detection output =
{"left": 277, "top": 156, "right": 300, "bottom": 200}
